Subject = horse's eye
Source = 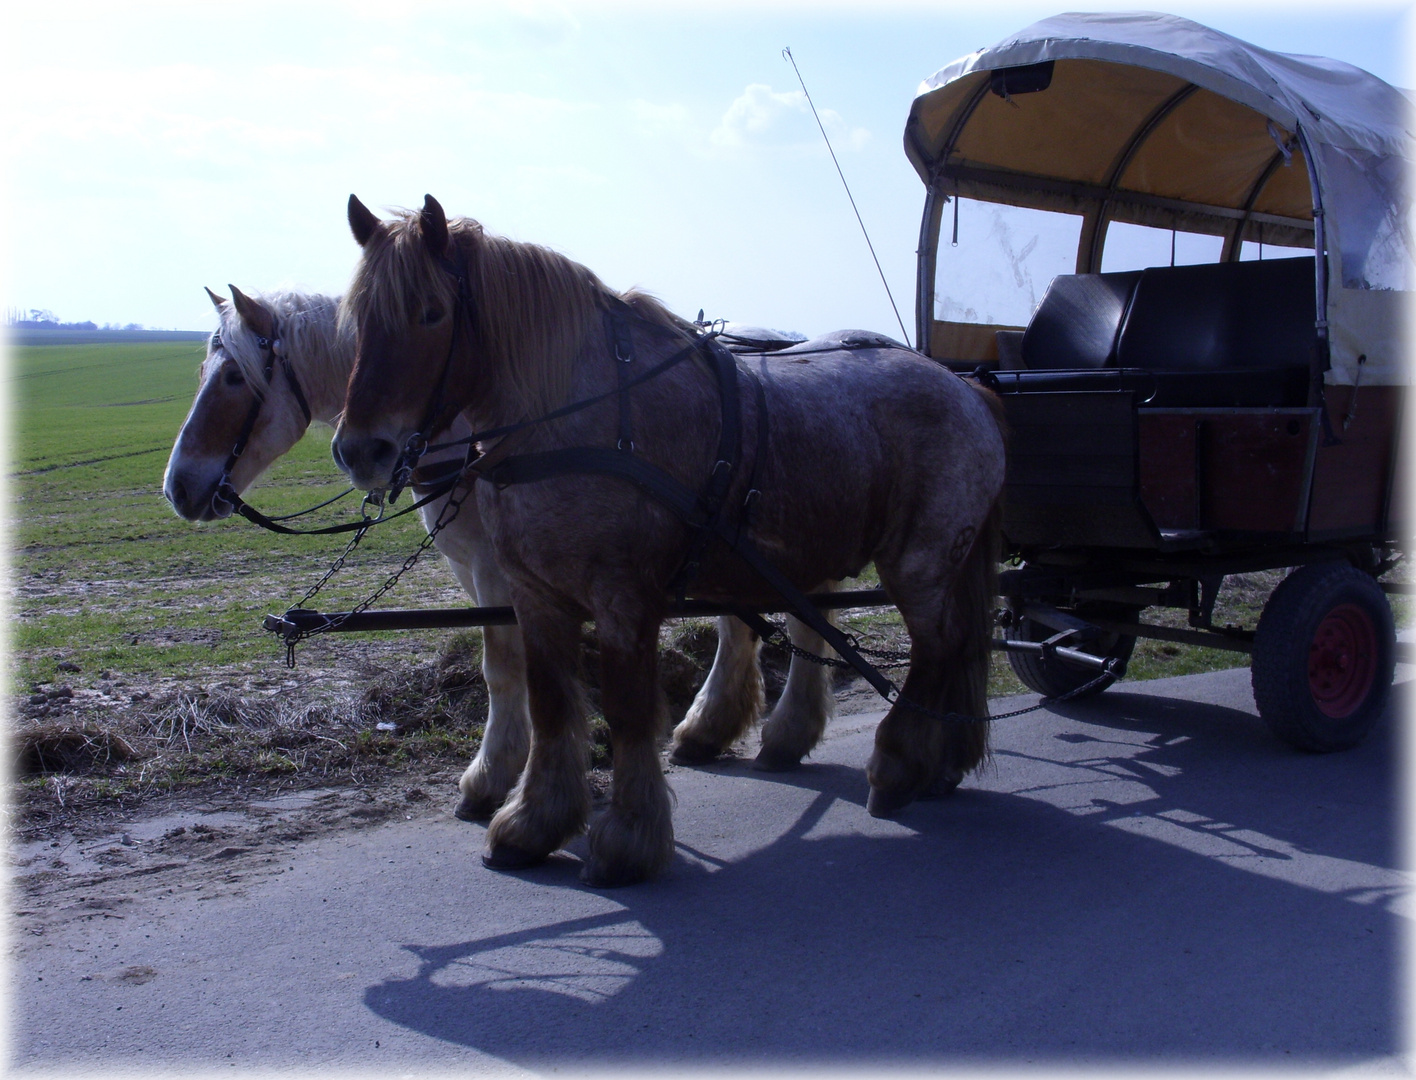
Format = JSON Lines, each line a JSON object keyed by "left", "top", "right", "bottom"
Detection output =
{"left": 224, "top": 367, "right": 245, "bottom": 387}
{"left": 419, "top": 306, "right": 444, "bottom": 326}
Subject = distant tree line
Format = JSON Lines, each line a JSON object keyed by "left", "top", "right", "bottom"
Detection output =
{"left": 4, "top": 307, "right": 144, "bottom": 331}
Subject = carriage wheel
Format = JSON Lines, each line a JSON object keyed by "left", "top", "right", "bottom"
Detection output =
{"left": 1005, "top": 604, "right": 1137, "bottom": 699}
{"left": 1251, "top": 563, "right": 1395, "bottom": 753}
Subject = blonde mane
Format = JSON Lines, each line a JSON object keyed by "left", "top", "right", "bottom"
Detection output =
{"left": 213, "top": 290, "right": 352, "bottom": 421}
{"left": 341, "top": 210, "right": 692, "bottom": 421}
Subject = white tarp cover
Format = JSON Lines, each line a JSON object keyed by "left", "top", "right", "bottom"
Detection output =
{"left": 908, "top": 12, "right": 1413, "bottom": 384}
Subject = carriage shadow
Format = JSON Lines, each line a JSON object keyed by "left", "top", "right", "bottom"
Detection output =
{"left": 363, "top": 675, "right": 1403, "bottom": 1068}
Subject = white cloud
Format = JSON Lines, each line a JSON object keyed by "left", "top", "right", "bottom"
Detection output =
{"left": 710, "top": 83, "right": 869, "bottom": 153}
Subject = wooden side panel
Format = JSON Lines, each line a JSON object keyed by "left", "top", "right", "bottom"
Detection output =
{"left": 1308, "top": 385, "right": 1403, "bottom": 538}
{"left": 1140, "top": 409, "right": 1315, "bottom": 536}
{"left": 1001, "top": 391, "right": 1158, "bottom": 549}
{"left": 1202, "top": 412, "right": 1314, "bottom": 533}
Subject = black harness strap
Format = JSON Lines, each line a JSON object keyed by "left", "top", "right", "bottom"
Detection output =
{"left": 666, "top": 335, "right": 743, "bottom": 600}
{"left": 228, "top": 471, "right": 462, "bottom": 536}
{"left": 483, "top": 445, "right": 900, "bottom": 702}
{"left": 738, "top": 365, "right": 770, "bottom": 534}
{"left": 481, "top": 319, "right": 900, "bottom": 702}
{"left": 607, "top": 308, "right": 637, "bottom": 452}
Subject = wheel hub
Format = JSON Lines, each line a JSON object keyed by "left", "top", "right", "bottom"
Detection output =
{"left": 1308, "top": 603, "right": 1378, "bottom": 718}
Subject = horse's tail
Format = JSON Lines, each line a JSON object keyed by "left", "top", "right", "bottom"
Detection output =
{"left": 951, "top": 376, "right": 1006, "bottom": 769}
{"left": 968, "top": 375, "right": 1010, "bottom": 447}
{"left": 956, "top": 495, "right": 1002, "bottom": 727}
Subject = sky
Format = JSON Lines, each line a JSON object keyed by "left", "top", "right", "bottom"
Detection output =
{"left": 4, "top": 0, "right": 1412, "bottom": 340}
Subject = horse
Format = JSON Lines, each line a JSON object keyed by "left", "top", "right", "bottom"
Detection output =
{"left": 161, "top": 283, "right": 840, "bottom": 819}
{"left": 330, "top": 194, "right": 1007, "bottom": 887}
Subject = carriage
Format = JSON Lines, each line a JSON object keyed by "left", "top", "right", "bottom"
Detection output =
{"left": 908, "top": 13, "right": 1411, "bottom": 751}
{"left": 263, "top": 14, "right": 1410, "bottom": 759}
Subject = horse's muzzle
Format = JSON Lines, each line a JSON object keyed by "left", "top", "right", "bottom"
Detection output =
{"left": 163, "top": 468, "right": 231, "bottom": 523}
{"left": 331, "top": 431, "right": 399, "bottom": 492}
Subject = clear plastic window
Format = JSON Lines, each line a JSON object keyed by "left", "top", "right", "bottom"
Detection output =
{"left": 933, "top": 200, "right": 1082, "bottom": 327}
{"left": 1100, "top": 222, "right": 1222, "bottom": 272}
{"left": 1238, "top": 240, "right": 1313, "bottom": 262}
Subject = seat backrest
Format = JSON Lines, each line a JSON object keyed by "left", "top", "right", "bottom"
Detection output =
{"left": 1115, "top": 257, "right": 1316, "bottom": 372}
{"left": 1020, "top": 270, "right": 1141, "bottom": 370}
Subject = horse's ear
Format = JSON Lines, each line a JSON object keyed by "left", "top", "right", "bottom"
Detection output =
{"left": 205, "top": 287, "right": 228, "bottom": 311}
{"left": 228, "top": 285, "right": 275, "bottom": 340}
{"left": 348, "top": 194, "right": 382, "bottom": 247}
{"left": 420, "top": 194, "right": 449, "bottom": 257}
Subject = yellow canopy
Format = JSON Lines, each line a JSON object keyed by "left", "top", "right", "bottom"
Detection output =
{"left": 906, "top": 13, "right": 1413, "bottom": 384}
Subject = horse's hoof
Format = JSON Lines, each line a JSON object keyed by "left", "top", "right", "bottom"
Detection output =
{"left": 752, "top": 745, "right": 803, "bottom": 772}
{"left": 454, "top": 793, "right": 500, "bottom": 822}
{"left": 866, "top": 785, "right": 915, "bottom": 819}
{"left": 668, "top": 738, "right": 720, "bottom": 766}
{"left": 580, "top": 860, "right": 651, "bottom": 889}
{"left": 482, "top": 843, "right": 546, "bottom": 871}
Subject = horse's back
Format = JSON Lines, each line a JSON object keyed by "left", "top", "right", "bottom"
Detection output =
{"left": 740, "top": 336, "right": 1005, "bottom": 580}
{"left": 752, "top": 337, "right": 1001, "bottom": 465}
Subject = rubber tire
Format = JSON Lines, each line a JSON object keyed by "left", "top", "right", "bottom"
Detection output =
{"left": 1005, "top": 607, "right": 1137, "bottom": 699}
{"left": 1251, "top": 563, "right": 1395, "bottom": 753}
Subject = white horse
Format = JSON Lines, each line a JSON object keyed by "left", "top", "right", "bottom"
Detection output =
{"left": 162, "top": 286, "right": 838, "bottom": 817}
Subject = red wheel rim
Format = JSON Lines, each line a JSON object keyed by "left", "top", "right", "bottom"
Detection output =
{"left": 1308, "top": 603, "right": 1378, "bottom": 718}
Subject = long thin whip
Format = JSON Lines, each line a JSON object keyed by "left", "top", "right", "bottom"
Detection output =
{"left": 782, "top": 46, "right": 910, "bottom": 345}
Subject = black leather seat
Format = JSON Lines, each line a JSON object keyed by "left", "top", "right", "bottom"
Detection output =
{"left": 1116, "top": 257, "right": 1316, "bottom": 373}
{"left": 1009, "top": 257, "right": 1316, "bottom": 407}
{"left": 1020, "top": 270, "right": 1140, "bottom": 370}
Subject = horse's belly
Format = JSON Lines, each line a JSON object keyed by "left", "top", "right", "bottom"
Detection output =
{"left": 722, "top": 352, "right": 1004, "bottom": 587}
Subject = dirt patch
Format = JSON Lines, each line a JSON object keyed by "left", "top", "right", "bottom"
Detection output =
{"left": 7, "top": 616, "right": 859, "bottom": 851}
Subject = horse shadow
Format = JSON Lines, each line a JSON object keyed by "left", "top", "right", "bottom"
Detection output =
{"left": 363, "top": 672, "right": 1404, "bottom": 1068}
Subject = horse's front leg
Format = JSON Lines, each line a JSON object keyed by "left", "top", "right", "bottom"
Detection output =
{"left": 444, "top": 555, "right": 531, "bottom": 822}
{"left": 483, "top": 597, "right": 589, "bottom": 869}
{"left": 585, "top": 600, "right": 675, "bottom": 887}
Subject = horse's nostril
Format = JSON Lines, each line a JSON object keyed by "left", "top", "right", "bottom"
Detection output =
{"left": 370, "top": 438, "right": 397, "bottom": 467}
{"left": 166, "top": 478, "right": 187, "bottom": 508}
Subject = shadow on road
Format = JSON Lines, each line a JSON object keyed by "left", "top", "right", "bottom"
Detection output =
{"left": 364, "top": 674, "right": 1404, "bottom": 1068}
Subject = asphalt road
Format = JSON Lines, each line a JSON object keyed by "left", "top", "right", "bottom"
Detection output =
{"left": 12, "top": 666, "right": 1410, "bottom": 1075}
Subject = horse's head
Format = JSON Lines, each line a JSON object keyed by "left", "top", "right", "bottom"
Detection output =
{"left": 162, "top": 286, "right": 315, "bottom": 520}
{"left": 332, "top": 194, "right": 472, "bottom": 493}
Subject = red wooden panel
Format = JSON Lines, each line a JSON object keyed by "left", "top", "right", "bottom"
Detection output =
{"left": 1138, "top": 414, "right": 1197, "bottom": 529}
{"left": 1199, "top": 413, "right": 1312, "bottom": 533}
{"left": 1308, "top": 385, "right": 1402, "bottom": 537}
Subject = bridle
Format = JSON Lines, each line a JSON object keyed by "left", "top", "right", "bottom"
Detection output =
{"left": 210, "top": 318, "right": 313, "bottom": 518}
{"left": 382, "top": 250, "right": 476, "bottom": 503}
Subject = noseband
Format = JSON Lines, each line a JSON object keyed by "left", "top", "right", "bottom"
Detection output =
{"left": 211, "top": 318, "right": 314, "bottom": 516}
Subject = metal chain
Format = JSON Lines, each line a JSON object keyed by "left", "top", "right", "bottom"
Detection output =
{"left": 280, "top": 481, "right": 473, "bottom": 666}
{"left": 761, "top": 618, "right": 912, "bottom": 668}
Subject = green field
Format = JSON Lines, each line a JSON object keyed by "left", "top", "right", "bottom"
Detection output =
{"left": 10, "top": 340, "right": 448, "bottom": 692}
